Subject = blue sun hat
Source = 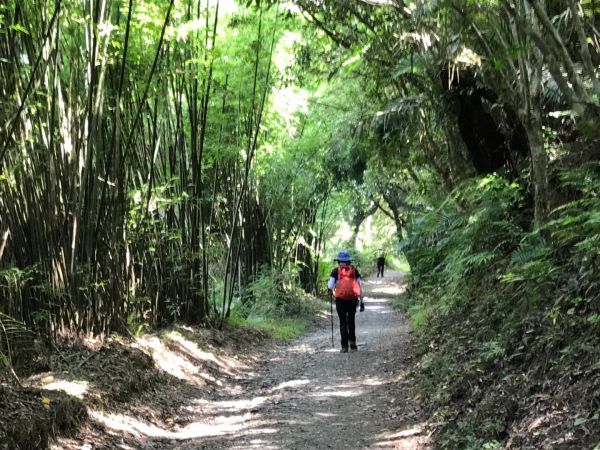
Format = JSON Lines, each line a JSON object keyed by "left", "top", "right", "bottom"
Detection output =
{"left": 335, "top": 250, "right": 352, "bottom": 263}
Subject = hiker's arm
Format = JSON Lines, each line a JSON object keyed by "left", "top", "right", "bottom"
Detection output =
{"left": 327, "top": 268, "right": 338, "bottom": 292}
{"left": 357, "top": 278, "right": 365, "bottom": 311}
{"left": 327, "top": 276, "right": 336, "bottom": 291}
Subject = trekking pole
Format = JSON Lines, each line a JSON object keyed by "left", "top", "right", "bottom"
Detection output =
{"left": 330, "top": 291, "right": 334, "bottom": 347}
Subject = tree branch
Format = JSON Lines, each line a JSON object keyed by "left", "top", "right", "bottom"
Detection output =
{"left": 0, "top": 228, "right": 9, "bottom": 263}
{"left": 567, "top": 0, "right": 600, "bottom": 95}
{"left": 526, "top": 0, "right": 590, "bottom": 103}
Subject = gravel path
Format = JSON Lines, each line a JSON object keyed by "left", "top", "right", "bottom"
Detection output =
{"left": 142, "top": 271, "right": 430, "bottom": 450}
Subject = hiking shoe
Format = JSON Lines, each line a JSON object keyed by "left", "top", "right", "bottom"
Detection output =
{"left": 340, "top": 347, "right": 348, "bottom": 353}
{"left": 350, "top": 343, "right": 358, "bottom": 352}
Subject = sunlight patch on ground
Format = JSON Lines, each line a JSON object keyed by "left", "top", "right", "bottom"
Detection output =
{"left": 311, "top": 388, "right": 363, "bottom": 398}
{"left": 42, "top": 379, "right": 89, "bottom": 398}
{"left": 374, "top": 423, "right": 430, "bottom": 449}
{"left": 287, "top": 343, "right": 316, "bottom": 353}
{"left": 178, "top": 413, "right": 257, "bottom": 438}
{"left": 364, "top": 278, "right": 404, "bottom": 287}
{"left": 191, "top": 395, "right": 270, "bottom": 413}
{"left": 395, "top": 369, "right": 409, "bottom": 381}
{"left": 133, "top": 336, "right": 199, "bottom": 381}
{"left": 317, "top": 311, "right": 329, "bottom": 320}
{"left": 526, "top": 412, "right": 565, "bottom": 432}
{"left": 272, "top": 379, "right": 310, "bottom": 390}
{"left": 360, "top": 298, "right": 385, "bottom": 305}
{"left": 198, "top": 371, "right": 223, "bottom": 386}
{"left": 370, "top": 285, "right": 405, "bottom": 295}
{"left": 361, "top": 376, "right": 387, "bottom": 386}
{"left": 323, "top": 347, "right": 343, "bottom": 353}
{"left": 90, "top": 410, "right": 276, "bottom": 440}
{"left": 91, "top": 410, "right": 174, "bottom": 438}
{"left": 391, "top": 425, "right": 425, "bottom": 438}
{"left": 359, "top": 304, "right": 390, "bottom": 313}
{"left": 180, "top": 420, "right": 275, "bottom": 439}
{"left": 167, "top": 332, "right": 244, "bottom": 373}
{"left": 229, "top": 440, "right": 279, "bottom": 450}
{"left": 133, "top": 333, "right": 246, "bottom": 383}
{"left": 315, "top": 412, "right": 336, "bottom": 418}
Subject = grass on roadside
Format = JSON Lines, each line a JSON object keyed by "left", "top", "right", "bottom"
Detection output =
{"left": 390, "top": 254, "right": 411, "bottom": 273}
{"left": 393, "top": 292, "right": 428, "bottom": 330}
{"left": 227, "top": 314, "right": 309, "bottom": 340}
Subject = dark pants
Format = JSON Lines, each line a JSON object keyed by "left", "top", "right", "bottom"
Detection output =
{"left": 377, "top": 258, "right": 385, "bottom": 277}
{"left": 336, "top": 298, "right": 357, "bottom": 348}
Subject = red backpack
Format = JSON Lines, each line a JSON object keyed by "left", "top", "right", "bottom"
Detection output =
{"left": 335, "top": 265, "right": 361, "bottom": 300}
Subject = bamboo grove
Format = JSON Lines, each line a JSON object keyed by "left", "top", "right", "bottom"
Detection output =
{"left": 3, "top": 0, "right": 600, "bottom": 342}
{"left": 0, "top": 0, "right": 332, "bottom": 336}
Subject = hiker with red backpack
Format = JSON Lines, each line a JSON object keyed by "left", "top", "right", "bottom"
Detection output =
{"left": 327, "top": 250, "right": 365, "bottom": 353}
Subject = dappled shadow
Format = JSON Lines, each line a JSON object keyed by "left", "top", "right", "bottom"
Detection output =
{"left": 119, "top": 366, "right": 429, "bottom": 449}
{"left": 99, "top": 270, "right": 430, "bottom": 450}
{"left": 27, "top": 340, "right": 194, "bottom": 410}
{"left": 40, "top": 271, "right": 429, "bottom": 450}
{"left": 0, "top": 385, "right": 87, "bottom": 449}
{"left": 81, "top": 364, "right": 427, "bottom": 449}
{"left": 27, "top": 325, "right": 266, "bottom": 449}
{"left": 364, "top": 281, "right": 406, "bottom": 298}
{"left": 361, "top": 297, "right": 397, "bottom": 316}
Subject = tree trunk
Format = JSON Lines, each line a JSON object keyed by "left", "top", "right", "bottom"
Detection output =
{"left": 525, "top": 111, "right": 549, "bottom": 223}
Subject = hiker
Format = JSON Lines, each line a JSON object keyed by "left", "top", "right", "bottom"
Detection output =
{"left": 327, "top": 250, "right": 364, "bottom": 353}
{"left": 376, "top": 247, "right": 386, "bottom": 278}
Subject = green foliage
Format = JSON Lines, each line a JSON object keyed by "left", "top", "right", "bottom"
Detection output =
{"left": 347, "top": 251, "right": 371, "bottom": 277}
{"left": 0, "top": 312, "right": 36, "bottom": 381}
{"left": 401, "top": 167, "right": 600, "bottom": 447}
{"left": 127, "top": 312, "right": 149, "bottom": 337}
{"left": 0, "top": 265, "right": 39, "bottom": 289}
{"left": 407, "top": 302, "right": 429, "bottom": 329}
{"left": 403, "top": 175, "right": 523, "bottom": 299}
{"left": 440, "top": 433, "right": 501, "bottom": 450}
{"left": 391, "top": 254, "right": 411, "bottom": 273}
{"left": 317, "top": 260, "right": 335, "bottom": 288}
{"left": 238, "top": 316, "right": 309, "bottom": 340}
{"left": 241, "top": 268, "right": 322, "bottom": 320}
{"left": 1, "top": 0, "right": 335, "bottom": 336}
{"left": 226, "top": 267, "right": 320, "bottom": 339}
{"left": 479, "top": 340, "right": 505, "bottom": 363}
{"left": 394, "top": 264, "right": 430, "bottom": 328}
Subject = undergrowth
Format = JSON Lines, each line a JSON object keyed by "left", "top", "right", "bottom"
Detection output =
{"left": 227, "top": 267, "right": 322, "bottom": 340}
{"left": 401, "top": 166, "right": 600, "bottom": 449}
{"left": 228, "top": 315, "right": 309, "bottom": 339}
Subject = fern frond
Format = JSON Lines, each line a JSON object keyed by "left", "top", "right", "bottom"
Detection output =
{"left": 510, "top": 235, "right": 549, "bottom": 266}
{"left": 0, "top": 312, "right": 36, "bottom": 366}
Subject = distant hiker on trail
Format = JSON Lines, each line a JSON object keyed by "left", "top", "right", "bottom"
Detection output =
{"left": 327, "top": 250, "right": 364, "bottom": 353}
{"left": 376, "top": 247, "right": 386, "bottom": 277}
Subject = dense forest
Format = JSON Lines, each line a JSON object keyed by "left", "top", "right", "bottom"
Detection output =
{"left": 1, "top": 0, "right": 599, "bottom": 449}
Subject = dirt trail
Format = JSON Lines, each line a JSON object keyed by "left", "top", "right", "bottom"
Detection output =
{"left": 141, "top": 271, "right": 430, "bottom": 450}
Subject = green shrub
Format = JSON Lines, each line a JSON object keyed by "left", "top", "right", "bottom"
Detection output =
{"left": 225, "top": 267, "right": 324, "bottom": 339}
{"left": 317, "top": 260, "right": 335, "bottom": 289}
{"left": 243, "top": 317, "right": 309, "bottom": 339}
{"left": 402, "top": 167, "right": 600, "bottom": 448}
{"left": 243, "top": 268, "right": 322, "bottom": 319}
